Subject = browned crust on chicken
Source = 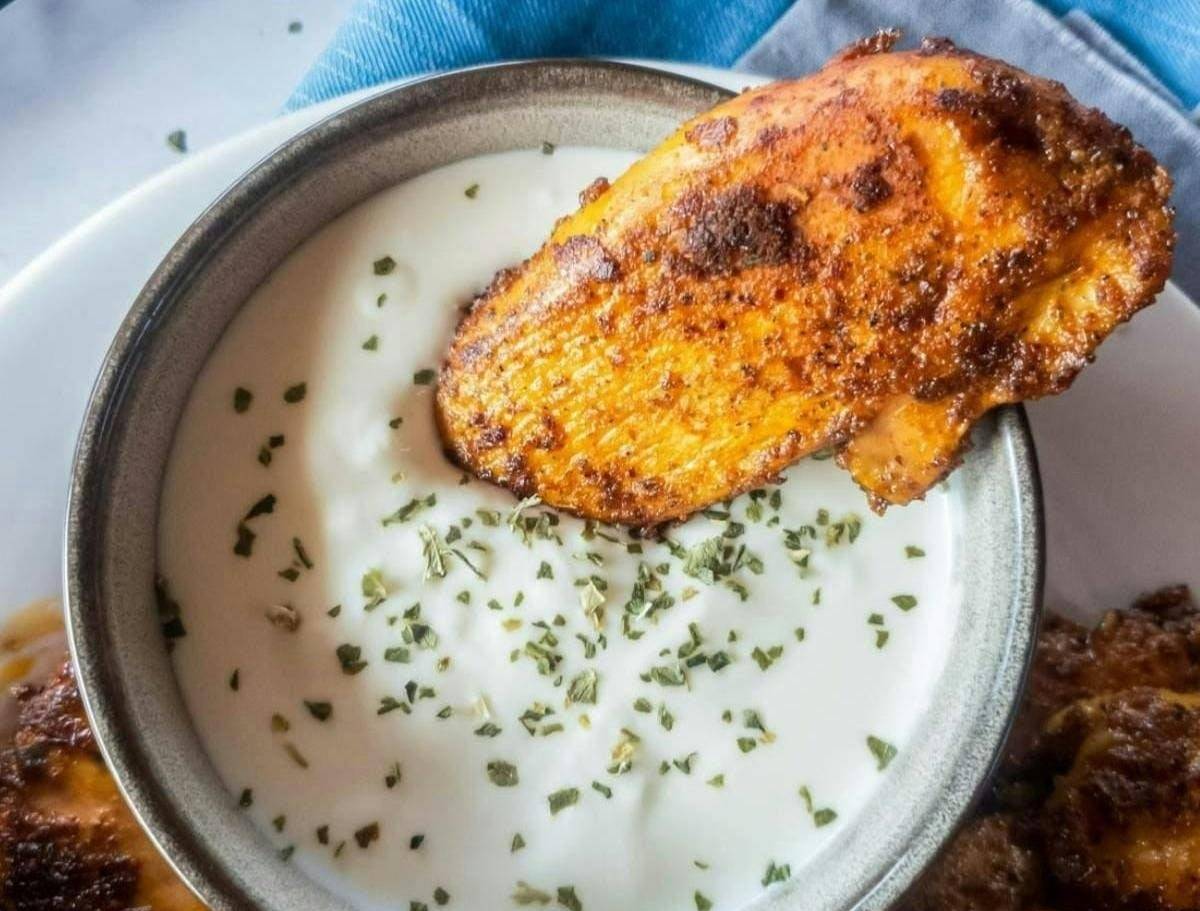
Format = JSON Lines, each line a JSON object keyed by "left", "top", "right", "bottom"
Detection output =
{"left": 1041, "top": 687, "right": 1200, "bottom": 910}
{"left": 0, "top": 662, "right": 203, "bottom": 911}
{"left": 436, "top": 33, "right": 1174, "bottom": 525}
{"left": 897, "top": 814, "right": 1047, "bottom": 911}
{"left": 1005, "top": 585, "right": 1200, "bottom": 771}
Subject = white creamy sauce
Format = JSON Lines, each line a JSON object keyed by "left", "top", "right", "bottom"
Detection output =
{"left": 158, "top": 147, "right": 959, "bottom": 911}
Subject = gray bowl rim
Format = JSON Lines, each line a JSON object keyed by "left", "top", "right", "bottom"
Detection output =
{"left": 65, "top": 58, "right": 1045, "bottom": 911}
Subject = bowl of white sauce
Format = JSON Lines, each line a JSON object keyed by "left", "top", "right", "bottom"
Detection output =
{"left": 66, "top": 60, "right": 1042, "bottom": 911}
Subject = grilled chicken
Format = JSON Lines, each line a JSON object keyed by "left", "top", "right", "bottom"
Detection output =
{"left": 900, "top": 585, "right": 1200, "bottom": 911}
{"left": 1042, "top": 688, "right": 1200, "bottom": 910}
{"left": 0, "top": 660, "right": 204, "bottom": 911}
{"left": 436, "top": 32, "right": 1174, "bottom": 525}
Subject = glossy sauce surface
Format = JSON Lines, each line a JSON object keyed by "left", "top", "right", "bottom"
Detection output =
{"left": 158, "top": 147, "right": 959, "bottom": 911}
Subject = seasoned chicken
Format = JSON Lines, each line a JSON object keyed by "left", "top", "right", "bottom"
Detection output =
{"left": 436, "top": 32, "right": 1174, "bottom": 524}
{"left": 1042, "top": 688, "right": 1200, "bottom": 910}
{"left": 0, "top": 661, "right": 203, "bottom": 911}
{"left": 1004, "top": 585, "right": 1200, "bottom": 772}
{"left": 897, "top": 814, "right": 1047, "bottom": 911}
{"left": 901, "top": 586, "right": 1200, "bottom": 911}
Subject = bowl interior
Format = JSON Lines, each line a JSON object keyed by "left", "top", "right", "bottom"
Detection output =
{"left": 66, "top": 60, "right": 1042, "bottom": 911}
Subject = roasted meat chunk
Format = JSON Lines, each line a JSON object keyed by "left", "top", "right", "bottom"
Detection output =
{"left": 436, "top": 33, "right": 1174, "bottom": 525}
{"left": 1042, "top": 687, "right": 1200, "bottom": 910}
{"left": 902, "top": 586, "right": 1200, "bottom": 911}
{"left": 0, "top": 661, "right": 203, "bottom": 911}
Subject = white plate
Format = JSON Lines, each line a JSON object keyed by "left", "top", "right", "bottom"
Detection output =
{"left": 0, "top": 63, "right": 1197, "bottom": 622}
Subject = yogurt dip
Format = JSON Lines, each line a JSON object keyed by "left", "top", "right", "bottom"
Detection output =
{"left": 158, "top": 147, "right": 958, "bottom": 911}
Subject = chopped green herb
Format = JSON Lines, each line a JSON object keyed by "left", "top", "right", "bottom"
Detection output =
{"left": 794, "top": 627, "right": 806, "bottom": 642}
{"left": 417, "top": 525, "right": 452, "bottom": 580}
{"left": 762, "top": 860, "right": 791, "bottom": 887}
{"left": 384, "top": 646, "right": 411, "bottom": 663}
{"left": 681, "top": 537, "right": 722, "bottom": 581}
{"left": 541, "top": 140, "right": 556, "bottom": 155}
{"left": 316, "top": 824, "right": 329, "bottom": 844}
{"left": 283, "top": 742, "right": 309, "bottom": 768}
{"left": 238, "top": 788, "right": 253, "bottom": 807}
{"left": 233, "top": 387, "right": 253, "bottom": 413}
{"left": 905, "top": 545, "right": 926, "bottom": 558}
{"left": 243, "top": 493, "right": 277, "bottom": 521}
{"left": 289, "top": 537, "right": 313, "bottom": 570}
{"left": 750, "top": 646, "right": 778, "bottom": 671}
{"left": 737, "top": 737, "right": 757, "bottom": 753}
{"left": 361, "top": 568, "right": 388, "bottom": 610}
{"left": 579, "top": 579, "right": 606, "bottom": 629}
{"left": 814, "top": 808, "right": 838, "bottom": 827}
{"left": 511, "top": 833, "right": 526, "bottom": 853}
{"left": 154, "top": 576, "right": 186, "bottom": 643}
{"left": 694, "top": 892, "right": 713, "bottom": 911}
{"left": 891, "top": 594, "right": 918, "bottom": 611}
{"left": 410, "top": 833, "right": 425, "bottom": 850}
{"left": 556, "top": 886, "right": 582, "bottom": 911}
{"left": 658, "top": 703, "right": 675, "bottom": 731}
{"left": 547, "top": 787, "right": 579, "bottom": 815}
{"left": 648, "top": 664, "right": 686, "bottom": 687}
{"left": 433, "top": 887, "right": 450, "bottom": 906}
{"left": 743, "top": 709, "right": 767, "bottom": 733}
{"left": 336, "top": 643, "right": 367, "bottom": 675}
{"left": 270, "top": 713, "right": 290, "bottom": 733}
{"left": 413, "top": 368, "right": 436, "bottom": 385}
{"left": 867, "top": 735, "right": 898, "bottom": 770}
{"left": 672, "top": 752, "right": 697, "bottom": 774}
{"left": 381, "top": 494, "right": 436, "bottom": 527}
{"left": 354, "top": 822, "right": 380, "bottom": 849}
{"left": 608, "top": 728, "right": 639, "bottom": 775}
{"left": 228, "top": 669, "right": 239, "bottom": 691}
{"left": 486, "top": 760, "right": 519, "bottom": 787}
{"left": 464, "top": 183, "right": 480, "bottom": 199}
{"left": 475, "top": 722, "right": 502, "bottom": 737}
{"left": 362, "top": 334, "right": 380, "bottom": 352}
{"left": 304, "top": 700, "right": 332, "bottom": 721}
{"left": 385, "top": 762, "right": 403, "bottom": 788}
{"left": 633, "top": 697, "right": 652, "bottom": 713}
{"left": 706, "top": 774, "right": 725, "bottom": 788}
{"left": 591, "top": 780, "right": 612, "bottom": 799}
{"left": 875, "top": 630, "right": 891, "bottom": 649}
{"left": 283, "top": 382, "right": 307, "bottom": 404}
{"left": 512, "top": 882, "right": 552, "bottom": 905}
{"left": 389, "top": 415, "right": 404, "bottom": 429}
{"left": 707, "top": 651, "right": 732, "bottom": 672}
{"left": 373, "top": 256, "right": 396, "bottom": 275}
{"left": 566, "top": 668, "right": 598, "bottom": 705}
{"left": 277, "top": 567, "right": 300, "bottom": 582}
{"left": 537, "top": 561, "right": 554, "bottom": 580}
{"left": 272, "top": 814, "right": 286, "bottom": 833}
{"left": 166, "top": 129, "right": 187, "bottom": 153}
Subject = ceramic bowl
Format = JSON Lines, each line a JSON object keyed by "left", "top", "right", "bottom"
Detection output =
{"left": 66, "top": 59, "right": 1043, "bottom": 911}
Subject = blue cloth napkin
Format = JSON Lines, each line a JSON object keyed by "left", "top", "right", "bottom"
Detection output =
{"left": 286, "top": 0, "right": 795, "bottom": 109}
{"left": 289, "top": 0, "right": 1200, "bottom": 299}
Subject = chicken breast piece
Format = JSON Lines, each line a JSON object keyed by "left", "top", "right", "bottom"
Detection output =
{"left": 436, "top": 32, "right": 1174, "bottom": 525}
